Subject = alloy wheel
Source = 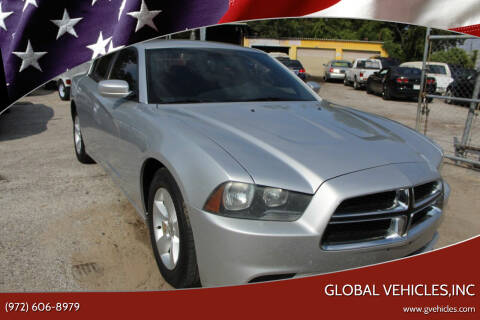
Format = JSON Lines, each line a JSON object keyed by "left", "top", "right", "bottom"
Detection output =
{"left": 74, "top": 116, "right": 82, "bottom": 154}
{"left": 152, "top": 188, "right": 180, "bottom": 270}
{"left": 59, "top": 83, "right": 65, "bottom": 99}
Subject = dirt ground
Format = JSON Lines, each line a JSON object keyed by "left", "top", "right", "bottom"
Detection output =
{"left": 0, "top": 86, "right": 478, "bottom": 291}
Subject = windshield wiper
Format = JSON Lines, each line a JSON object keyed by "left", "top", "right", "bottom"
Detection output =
{"left": 238, "top": 97, "right": 297, "bottom": 102}
{"left": 160, "top": 99, "right": 215, "bottom": 104}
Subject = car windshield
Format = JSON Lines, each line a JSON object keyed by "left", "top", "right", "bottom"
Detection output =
{"left": 146, "top": 48, "right": 316, "bottom": 104}
{"left": 332, "top": 61, "right": 351, "bottom": 67}
{"left": 427, "top": 65, "right": 447, "bottom": 75}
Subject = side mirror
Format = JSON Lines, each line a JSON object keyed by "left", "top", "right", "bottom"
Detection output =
{"left": 307, "top": 81, "right": 321, "bottom": 93}
{"left": 98, "top": 80, "right": 131, "bottom": 98}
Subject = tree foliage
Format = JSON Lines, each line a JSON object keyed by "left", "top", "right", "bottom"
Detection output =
{"left": 246, "top": 19, "right": 464, "bottom": 63}
{"left": 430, "top": 47, "right": 475, "bottom": 68}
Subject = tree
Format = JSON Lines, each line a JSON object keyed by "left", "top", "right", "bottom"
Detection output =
{"left": 246, "top": 18, "right": 463, "bottom": 63}
{"left": 430, "top": 47, "right": 475, "bottom": 68}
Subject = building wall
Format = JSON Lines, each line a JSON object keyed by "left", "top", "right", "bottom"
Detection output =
{"left": 244, "top": 38, "right": 388, "bottom": 77}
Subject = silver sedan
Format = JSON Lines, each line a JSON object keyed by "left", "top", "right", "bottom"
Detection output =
{"left": 324, "top": 60, "right": 352, "bottom": 81}
{"left": 71, "top": 40, "right": 449, "bottom": 288}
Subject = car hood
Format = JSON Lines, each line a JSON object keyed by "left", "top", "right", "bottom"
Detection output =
{"left": 163, "top": 100, "right": 442, "bottom": 194}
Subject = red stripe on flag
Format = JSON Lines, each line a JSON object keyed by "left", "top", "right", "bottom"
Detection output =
{"left": 450, "top": 24, "right": 480, "bottom": 37}
{"left": 219, "top": 0, "right": 341, "bottom": 23}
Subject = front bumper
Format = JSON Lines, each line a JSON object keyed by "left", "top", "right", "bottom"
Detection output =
{"left": 189, "top": 163, "right": 447, "bottom": 287}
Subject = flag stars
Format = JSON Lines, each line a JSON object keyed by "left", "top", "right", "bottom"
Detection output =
{"left": 22, "top": 0, "right": 38, "bottom": 12}
{"left": 127, "top": 0, "right": 161, "bottom": 32}
{"left": 12, "top": 40, "right": 47, "bottom": 72}
{"left": 0, "top": 2, "right": 13, "bottom": 31}
{"left": 51, "top": 9, "right": 83, "bottom": 39}
{"left": 87, "top": 31, "right": 112, "bottom": 59}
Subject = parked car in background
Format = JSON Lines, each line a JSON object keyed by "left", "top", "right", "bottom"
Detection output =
{"left": 323, "top": 60, "right": 352, "bottom": 82}
{"left": 275, "top": 57, "right": 307, "bottom": 81}
{"left": 71, "top": 40, "right": 448, "bottom": 288}
{"left": 445, "top": 72, "right": 480, "bottom": 106}
{"left": 54, "top": 62, "right": 92, "bottom": 100}
{"left": 366, "top": 67, "right": 436, "bottom": 101}
{"left": 449, "top": 64, "right": 476, "bottom": 81}
{"left": 400, "top": 61, "right": 453, "bottom": 95}
{"left": 345, "top": 58, "right": 382, "bottom": 89}
{"left": 370, "top": 56, "right": 400, "bottom": 69}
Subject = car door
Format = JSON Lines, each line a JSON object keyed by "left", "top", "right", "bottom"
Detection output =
{"left": 347, "top": 60, "right": 356, "bottom": 81}
{"left": 76, "top": 54, "right": 116, "bottom": 161}
{"left": 103, "top": 47, "right": 147, "bottom": 208}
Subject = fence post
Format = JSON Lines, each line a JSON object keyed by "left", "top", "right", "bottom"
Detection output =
{"left": 416, "top": 27, "right": 431, "bottom": 132}
{"left": 460, "top": 73, "right": 480, "bottom": 146}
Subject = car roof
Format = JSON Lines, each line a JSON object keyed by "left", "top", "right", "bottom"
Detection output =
{"left": 133, "top": 39, "right": 257, "bottom": 52}
{"left": 401, "top": 61, "right": 448, "bottom": 67}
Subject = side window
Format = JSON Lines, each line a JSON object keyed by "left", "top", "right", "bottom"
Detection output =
{"left": 90, "top": 54, "right": 115, "bottom": 82}
{"left": 110, "top": 48, "right": 139, "bottom": 99}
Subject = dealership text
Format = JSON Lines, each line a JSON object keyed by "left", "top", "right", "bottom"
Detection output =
{"left": 324, "top": 284, "right": 476, "bottom": 297}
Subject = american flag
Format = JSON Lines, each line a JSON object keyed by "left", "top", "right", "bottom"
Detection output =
{"left": 0, "top": 0, "right": 479, "bottom": 111}
{"left": 0, "top": 0, "right": 231, "bottom": 109}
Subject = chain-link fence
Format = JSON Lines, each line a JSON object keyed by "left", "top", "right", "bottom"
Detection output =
{"left": 416, "top": 30, "right": 480, "bottom": 167}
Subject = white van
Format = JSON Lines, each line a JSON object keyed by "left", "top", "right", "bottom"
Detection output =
{"left": 399, "top": 61, "right": 453, "bottom": 94}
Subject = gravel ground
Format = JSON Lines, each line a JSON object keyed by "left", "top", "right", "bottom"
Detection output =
{"left": 0, "top": 86, "right": 478, "bottom": 292}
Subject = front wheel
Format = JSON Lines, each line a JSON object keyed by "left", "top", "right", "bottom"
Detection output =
{"left": 73, "top": 114, "right": 95, "bottom": 164}
{"left": 366, "top": 82, "right": 373, "bottom": 94}
{"left": 148, "top": 168, "right": 200, "bottom": 288}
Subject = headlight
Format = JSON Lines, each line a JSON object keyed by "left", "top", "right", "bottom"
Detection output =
{"left": 203, "top": 182, "right": 312, "bottom": 221}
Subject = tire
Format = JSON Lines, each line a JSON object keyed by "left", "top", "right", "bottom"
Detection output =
{"left": 353, "top": 77, "right": 360, "bottom": 90}
{"left": 366, "top": 82, "right": 373, "bottom": 94}
{"left": 58, "top": 81, "right": 70, "bottom": 101}
{"left": 148, "top": 168, "right": 200, "bottom": 288}
{"left": 344, "top": 78, "right": 349, "bottom": 86}
{"left": 445, "top": 88, "right": 453, "bottom": 104}
{"left": 73, "top": 114, "right": 95, "bottom": 164}
{"left": 382, "top": 84, "right": 391, "bottom": 100}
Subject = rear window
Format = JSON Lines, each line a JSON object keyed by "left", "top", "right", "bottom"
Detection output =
{"left": 364, "top": 60, "right": 381, "bottom": 69}
{"left": 332, "top": 61, "right": 351, "bottom": 67}
{"left": 395, "top": 67, "right": 422, "bottom": 76}
{"left": 427, "top": 65, "right": 447, "bottom": 75}
{"left": 278, "top": 59, "right": 303, "bottom": 69}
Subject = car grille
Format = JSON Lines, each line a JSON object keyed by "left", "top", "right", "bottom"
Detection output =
{"left": 321, "top": 180, "right": 444, "bottom": 250}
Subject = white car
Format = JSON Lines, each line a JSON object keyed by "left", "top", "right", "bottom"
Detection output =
{"left": 53, "top": 62, "right": 92, "bottom": 100}
{"left": 345, "top": 59, "right": 382, "bottom": 89}
{"left": 400, "top": 61, "right": 453, "bottom": 95}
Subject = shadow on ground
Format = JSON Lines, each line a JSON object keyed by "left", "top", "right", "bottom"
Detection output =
{"left": 0, "top": 102, "right": 54, "bottom": 142}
